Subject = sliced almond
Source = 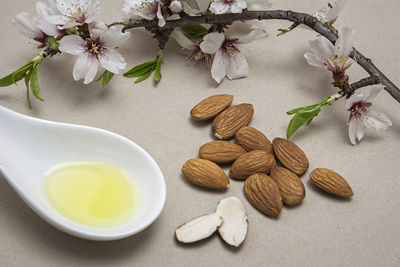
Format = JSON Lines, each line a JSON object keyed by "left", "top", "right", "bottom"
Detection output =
{"left": 175, "top": 213, "right": 222, "bottom": 243}
{"left": 216, "top": 196, "right": 248, "bottom": 247}
{"left": 182, "top": 159, "right": 230, "bottom": 189}
{"left": 199, "top": 140, "right": 246, "bottom": 163}
{"left": 190, "top": 94, "right": 234, "bottom": 121}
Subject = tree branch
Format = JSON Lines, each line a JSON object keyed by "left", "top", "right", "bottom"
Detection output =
{"left": 341, "top": 76, "right": 380, "bottom": 96}
{"left": 121, "top": 10, "right": 400, "bottom": 103}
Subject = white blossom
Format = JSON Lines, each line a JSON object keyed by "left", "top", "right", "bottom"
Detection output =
{"left": 346, "top": 85, "right": 392, "bottom": 145}
{"left": 39, "top": 0, "right": 100, "bottom": 29}
{"left": 181, "top": 0, "right": 210, "bottom": 15}
{"left": 313, "top": 0, "right": 347, "bottom": 24}
{"left": 199, "top": 28, "right": 263, "bottom": 83}
{"left": 171, "top": 29, "right": 213, "bottom": 66}
{"left": 122, "top": 0, "right": 165, "bottom": 27}
{"left": 304, "top": 26, "right": 354, "bottom": 78}
{"left": 58, "top": 24, "right": 130, "bottom": 84}
{"left": 209, "top": 0, "right": 247, "bottom": 14}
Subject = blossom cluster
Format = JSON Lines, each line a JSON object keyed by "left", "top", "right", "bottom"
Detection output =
{"left": 8, "top": 0, "right": 393, "bottom": 145}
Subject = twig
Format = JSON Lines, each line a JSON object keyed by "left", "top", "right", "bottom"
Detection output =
{"left": 121, "top": 10, "right": 400, "bottom": 103}
{"left": 341, "top": 76, "right": 380, "bottom": 96}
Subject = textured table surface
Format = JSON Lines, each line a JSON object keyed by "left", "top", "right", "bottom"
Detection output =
{"left": 0, "top": 0, "right": 399, "bottom": 266}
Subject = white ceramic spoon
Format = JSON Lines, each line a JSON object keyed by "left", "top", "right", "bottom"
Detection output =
{"left": 0, "top": 105, "right": 166, "bottom": 241}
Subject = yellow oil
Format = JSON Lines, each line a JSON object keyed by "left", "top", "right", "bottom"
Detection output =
{"left": 43, "top": 161, "right": 140, "bottom": 227}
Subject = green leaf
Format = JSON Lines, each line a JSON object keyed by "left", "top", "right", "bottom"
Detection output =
{"left": 181, "top": 24, "right": 208, "bottom": 39}
{"left": 30, "top": 64, "right": 44, "bottom": 101}
{"left": 277, "top": 28, "right": 290, "bottom": 36}
{"left": 123, "top": 60, "right": 157, "bottom": 77}
{"left": 154, "top": 57, "right": 162, "bottom": 82}
{"left": 24, "top": 70, "right": 32, "bottom": 108}
{"left": 0, "top": 62, "right": 33, "bottom": 87}
{"left": 135, "top": 68, "right": 154, "bottom": 83}
{"left": 286, "top": 98, "right": 335, "bottom": 139}
{"left": 96, "top": 70, "right": 114, "bottom": 86}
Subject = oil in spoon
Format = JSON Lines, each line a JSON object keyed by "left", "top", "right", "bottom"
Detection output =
{"left": 43, "top": 161, "right": 140, "bottom": 227}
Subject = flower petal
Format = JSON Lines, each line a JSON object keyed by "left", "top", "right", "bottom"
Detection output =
{"left": 367, "top": 111, "right": 392, "bottom": 130}
{"left": 364, "top": 85, "right": 384, "bottom": 102}
{"left": 355, "top": 120, "right": 365, "bottom": 142}
{"left": 245, "top": 0, "right": 271, "bottom": 11}
{"left": 348, "top": 118, "right": 357, "bottom": 145}
{"left": 100, "top": 25, "right": 131, "bottom": 48}
{"left": 309, "top": 36, "right": 336, "bottom": 58}
{"left": 226, "top": 52, "right": 249, "bottom": 80}
{"left": 327, "top": 0, "right": 347, "bottom": 23}
{"left": 239, "top": 27, "right": 267, "bottom": 43}
{"left": 73, "top": 54, "right": 90, "bottom": 81}
{"left": 336, "top": 26, "right": 354, "bottom": 58}
{"left": 99, "top": 50, "right": 127, "bottom": 74}
{"left": 304, "top": 52, "right": 325, "bottom": 68}
{"left": 84, "top": 57, "right": 99, "bottom": 84}
{"left": 59, "top": 35, "right": 85, "bottom": 55}
{"left": 211, "top": 49, "right": 227, "bottom": 83}
{"left": 209, "top": 2, "right": 230, "bottom": 14}
{"left": 156, "top": 3, "right": 166, "bottom": 27}
{"left": 230, "top": 0, "right": 247, "bottom": 13}
{"left": 171, "top": 29, "right": 194, "bottom": 49}
{"left": 13, "top": 12, "right": 43, "bottom": 39}
{"left": 346, "top": 92, "right": 365, "bottom": 109}
{"left": 200, "top": 32, "right": 225, "bottom": 54}
{"left": 35, "top": 17, "right": 60, "bottom": 37}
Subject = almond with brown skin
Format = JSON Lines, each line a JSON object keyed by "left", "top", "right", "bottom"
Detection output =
{"left": 244, "top": 173, "right": 283, "bottom": 216}
{"left": 310, "top": 168, "right": 353, "bottom": 197}
{"left": 182, "top": 159, "right": 230, "bottom": 189}
{"left": 212, "top": 104, "right": 254, "bottom": 139}
{"left": 199, "top": 141, "right": 246, "bottom": 163}
{"left": 190, "top": 94, "right": 234, "bottom": 121}
{"left": 235, "top": 126, "right": 273, "bottom": 153}
{"left": 272, "top": 138, "right": 309, "bottom": 176}
{"left": 230, "top": 150, "right": 275, "bottom": 180}
{"left": 270, "top": 167, "right": 305, "bottom": 205}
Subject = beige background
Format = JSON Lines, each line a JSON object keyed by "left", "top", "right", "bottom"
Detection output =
{"left": 1, "top": 0, "right": 399, "bottom": 266}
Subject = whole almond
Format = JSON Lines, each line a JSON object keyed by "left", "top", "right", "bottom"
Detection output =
{"left": 190, "top": 94, "right": 234, "bottom": 121}
{"left": 270, "top": 167, "right": 305, "bottom": 205}
{"left": 212, "top": 104, "right": 254, "bottom": 139}
{"left": 199, "top": 141, "right": 246, "bottom": 163}
{"left": 235, "top": 126, "right": 272, "bottom": 153}
{"left": 230, "top": 150, "right": 276, "bottom": 180}
{"left": 310, "top": 168, "right": 353, "bottom": 197}
{"left": 244, "top": 173, "right": 283, "bottom": 216}
{"left": 182, "top": 159, "right": 230, "bottom": 190}
{"left": 272, "top": 138, "right": 309, "bottom": 176}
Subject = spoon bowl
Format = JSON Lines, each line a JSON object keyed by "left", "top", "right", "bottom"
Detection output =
{"left": 0, "top": 106, "right": 166, "bottom": 241}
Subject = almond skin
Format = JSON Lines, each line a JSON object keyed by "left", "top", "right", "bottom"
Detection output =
{"left": 212, "top": 104, "right": 254, "bottom": 139}
{"left": 270, "top": 167, "right": 305, "bottom": 205}
{"left": 182, "top": 159, "right": 230, "bottom": 189}
{"left": 310, "top": 168, "right": 353, "bottom": 197}
{"left": 272, "top": 138, "right": 309, "bottom": 176}
{"left": 190, "top": 94, "right": 234, "bottom": 121}
{"left": 235, "top": 126, "right": 273, "bottom": 153}
{"left": 230, "top": 150, "right": 276, "bottom": 180}
{"left": 199, "top": 141, "right": 246, "bottom": 163}
{"left": 244, "top": 173, "right": 283, "bottom": 216}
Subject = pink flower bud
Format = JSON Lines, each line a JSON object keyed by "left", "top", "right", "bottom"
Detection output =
{"left": 169, "top": 0, "right": 183, "bottom": 13}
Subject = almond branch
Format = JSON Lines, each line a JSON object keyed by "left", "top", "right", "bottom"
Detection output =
{"left": 121, "top": 10, "right": 400, "bottom": 103}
